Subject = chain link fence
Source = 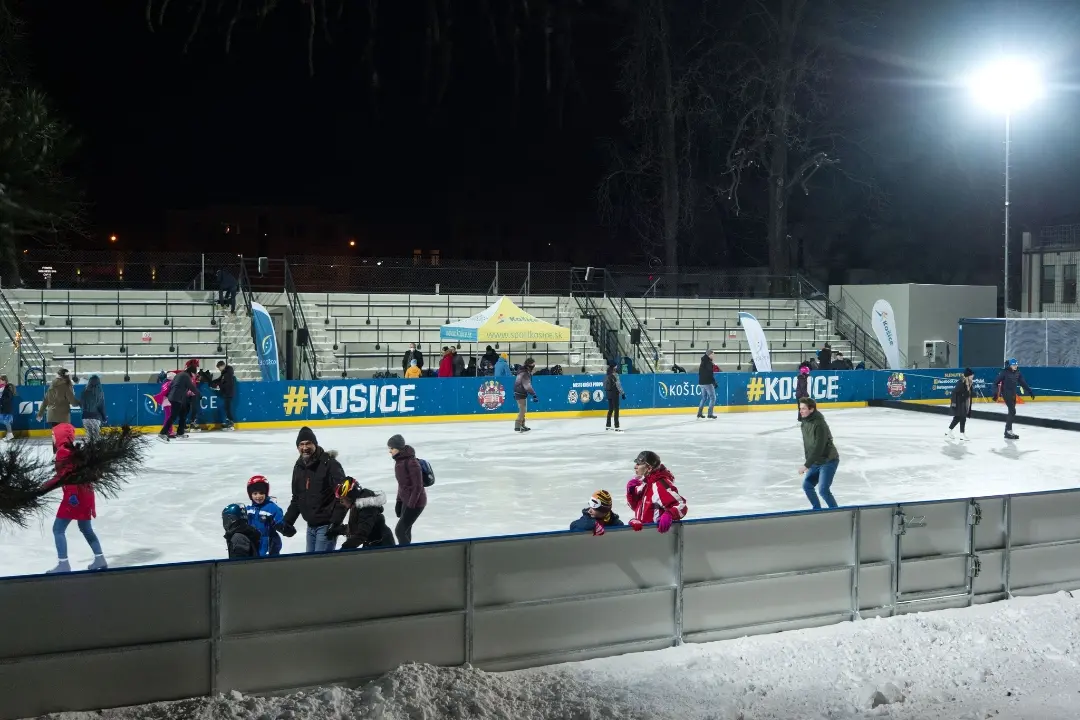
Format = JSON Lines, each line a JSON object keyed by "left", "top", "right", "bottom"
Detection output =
{"left": 607, "top": 266, "right": 798, "bottom": 299}
{"left": 19, "top": 250, "right": 243, "bottom": 291}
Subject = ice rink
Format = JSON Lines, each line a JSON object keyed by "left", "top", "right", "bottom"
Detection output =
{"left": 4, "top": 403, "right": 1080, "bottom": 578}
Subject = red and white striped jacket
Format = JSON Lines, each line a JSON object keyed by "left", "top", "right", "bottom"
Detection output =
{"left": 626, "top": 465, "right": 687, "bottom": 525}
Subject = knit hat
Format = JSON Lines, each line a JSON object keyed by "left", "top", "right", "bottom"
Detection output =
{"left": 589, "top": 490, "right": 613, "bottom": 511}
{"left": 799, "top": 366, "right": 810, "bottom": 375}
{"left": 296, "top": 426, "right": 318, "bottom": 447}
{"left": 387, "top": 434, "right": 406, "bottom": 451}
{"left": 247, "top": 475, "right": 270, "bottom": 497}
{"left": 409, "top": 359, "right": 417, "bottom": 367}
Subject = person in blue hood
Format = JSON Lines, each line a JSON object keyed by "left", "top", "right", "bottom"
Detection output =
{"left": 493, "top": 353, "right": 511, "bottom": 377}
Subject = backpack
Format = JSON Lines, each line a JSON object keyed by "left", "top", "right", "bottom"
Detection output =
{"left": 418, "top": 458, "right": 436, "bottom": 487}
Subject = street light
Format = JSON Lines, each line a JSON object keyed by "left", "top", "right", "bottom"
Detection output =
{"left": 967, "top": 58, "right": 1044, "bottom": 313}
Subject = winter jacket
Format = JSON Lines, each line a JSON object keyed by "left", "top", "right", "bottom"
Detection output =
{"left": 80, "top": 385, "right": 107, "bottom": 422}
{"left": 217, "top": 269, "right": 238, "bottom": 291}
{"left": 482, "top": 349, "right": 499, "bottom": 368}
{"left": 42, "top": 424, "right": 96, "bottom": 521}
{"left": 224, "top": 523, "right": 262, "bottom": 559}
{"left": 604, "top": 373, "right": 624, "bottom": 397}
{"left": 438, "top": 354, "right": 454, "bottom": 378}
{"left": 404, "top": 365, "right": 422, "bottom": 379}
{"left": 211, "top": 366, "right": 237, "bottom": 398}
{"left": 284, "top": 447, "right": 348, "bottom": 528}
{"left": 493, "top": 358, "right": 510, "bottom": 377}
{"left": 818, "top": 347, "right": 832, "bottom": 370}
{"left": 697, "top": 355, "right": 717, "bottom": 386}
{"left": 341, "top": 488, "right": 395, "bottom": 549}
{"left": 795, "top": 374, "right": 809, "bottom": 399}
{"left": 513, "top": 368, "right": 537, "bottom": 400}
{"left": 393, "top": 445, "right": 428, "bottom": 510}
{"left": 402, "top": 349, "right": 424, "bottom": 373}
{"left": 801, "top": 410, "right": 839, "bottom": 467}
{"left": 951, "top": 380, "right": 973, "bottom": 418}
{"left": 993, "top": 368, "right": 1034, "bottom": 401}
{"left": 627, "top": 465, "right": 687, "bottom": 526}
{"left": 167, "top": 370, "right": 196, "bottom": 405}
{"left": 0, "top": 383, "right": 14, "bottom": 414}
{"left": 37, "top": 377, "right": 79, "bottom": 424}
{"left": 452, "top": 353, "right": 466, "bottom": 377}
{"left": 569, "top": 509, "right": 624, "bottom": 535}
{"left": 153, "top": 381, "right": 172, "bottom": 409}
{"left": 246, "top": 499, "right": 285, "bottom": 556}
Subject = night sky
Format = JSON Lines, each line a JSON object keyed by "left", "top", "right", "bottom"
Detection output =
{"left": 17, "top": 0, "right": 1080, "bottom": 273}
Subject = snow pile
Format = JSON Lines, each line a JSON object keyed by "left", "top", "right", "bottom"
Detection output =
{"left": 41, "top": 592, "right": 1080, "bottom": 720}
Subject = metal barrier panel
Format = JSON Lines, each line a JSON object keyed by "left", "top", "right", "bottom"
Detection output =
{"left": 896, "top": 500, "right": 970, "bottom": 599}
{"left": 974, "top": 497, "right": 1007, "bottom": 551}
{"left": 0, "top": 564, "right": 211, "bottom": 659}
{"left": 858, "top": 507, "right": 895, "bottom": 564}
{"left": 1010, "top": 491, "right": 1080, "bottom": 547}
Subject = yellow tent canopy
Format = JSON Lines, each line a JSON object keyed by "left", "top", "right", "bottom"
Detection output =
{"left": 440, "top": 296, "right": 571, "bottom": 343}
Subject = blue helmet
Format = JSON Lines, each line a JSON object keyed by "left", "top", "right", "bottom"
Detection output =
{"left": 1008, "top": 358, "right": 1018, "bottom": 366}
{"left": 222, "top": 503, "right": 247, "bottom": 531}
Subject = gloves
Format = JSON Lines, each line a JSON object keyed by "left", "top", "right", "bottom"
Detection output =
{"left": 593, "top": 521, "right": 606, "bottom": 536}
{"left": 531, "top": 395, "right": 539, "bottom": 403}
{"left": 657, "top": 512, "right": 674, "bottom": 534}
{"left": 395, "top": 499, "right": 403, "bottom": 518}
{"left": 324, "top": 523, "right": 345, "bottom": 538}
{"left": 621, "top": 393, "right": 626, "bottom": 400}
{"left": 277, "top": 523, "right": 297, "bottom": 538}
{"left": 629, "top": 518, "right": 644, "bottom": 532}
{"left": 258, "top": 511, "right": 276, "bottom": 526}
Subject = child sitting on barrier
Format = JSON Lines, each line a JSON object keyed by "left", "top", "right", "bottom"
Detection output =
{"left": 328, "top": 477, "right": 396, "bottom": 550}
{"left": 569, "top": 490, "right": 624, "bottom": 536}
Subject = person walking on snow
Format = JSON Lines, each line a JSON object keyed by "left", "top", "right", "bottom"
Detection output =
{"left": 994, "top": 359, "right": 1034, "bottom": 440}
{"left": 946, "top": 368, "right": 975, "bottom": 441}
{"left": 605, "top": 364, "right": 626, "bottom": 431}
{"left": 798, "top": 398, "right": 840, "bottom": 510}
{"left": 697, "top": 350, "right": 718, "bottom": 419}
{"left": 626, "top": 450, "right": 688, "bottom": 533}
{"left": 569, "top": 489, "right": 624, "bottom": 535}
{"left": 513, "top": 357, "right": 539, "bottom": 432}
{"left": 244, "top": 475, "right": 284, "bottom": 557}
{"left": 281, "top": 426, "right": 347, "bottom": 552}
{"left": 387, "top": 434, "right": 427, "bottom": 545}
{"left": 42, "top": 423, "right": 107, "bottom": 572}
{"left": 80, "top": 375, "right": 107, "bottom": 443}
{"left": 795, "top": 365, "right": 810, "bottom": 422}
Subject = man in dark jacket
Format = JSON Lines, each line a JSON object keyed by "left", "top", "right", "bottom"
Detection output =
{"left": 513, "top": 358, "right": 539, "bottom": 432}
{"left": 697, "top": 350, "right": 718, "bottom": 419}
{"left": 216, "top": 268, "right": 238, "bottom": 314}
{"left": 388, "top": 434, "right": 427, "bottom": 545}
{"left": 211, "top": 361, "right": 237, "bottom": 429}
{"left": 994, "top": 359, "right": 1035, "bottom": 440}
{"left": 451, "top": 347, "right": 466, "bottom": 377}
{"left": 159, "top": 367, "right": 196, "bottom": 440}
{"left": 282, "top": 426, "right": 348, "bottom": 552}
{"left": 818, "top": 343, "right": 832, "bottom": 370}
{"left": 798, "top": 398, "right": 840, "bottom": 510}
{"left": 401, "top": 344, "right": 423, "bottom": 374}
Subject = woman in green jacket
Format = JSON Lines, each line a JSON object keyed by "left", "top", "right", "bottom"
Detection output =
{"left": 798, "top": 397, "right": 839, "bottom": 510}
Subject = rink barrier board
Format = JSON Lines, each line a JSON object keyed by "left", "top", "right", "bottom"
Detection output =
{"left": 7, "top": 489, "right": 1080, "bottom": 719}
{"left": 9, "top": 366, "right": 1080, "bottom": 437}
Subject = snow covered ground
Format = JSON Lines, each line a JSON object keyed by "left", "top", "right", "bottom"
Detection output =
{"left": 4, "top": 404, "right": 1080, "bottom": 578}
{"left": 42, "top": 591, "right": 1080, "bottom": 720}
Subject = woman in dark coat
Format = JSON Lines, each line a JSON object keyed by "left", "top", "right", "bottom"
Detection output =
{"left": 795, "top": 365, "right": 810, "bottom": 422}
{"left": 946, "top": 368, "right": 974, "bottom": 441}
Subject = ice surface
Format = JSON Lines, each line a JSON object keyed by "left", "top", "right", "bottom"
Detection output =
{"left": 981, "top": 397, "right": 1080, "bottom": 421}
{"left": 43, "top": 591, "right": 1080, "bottom": 719}
{"left": 4, "top": 405, "right": 1080, "bottom": 578}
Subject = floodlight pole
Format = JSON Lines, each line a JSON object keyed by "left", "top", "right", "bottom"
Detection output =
{"left": 1004, "top": 113, "right": 1011, "bottom": 314}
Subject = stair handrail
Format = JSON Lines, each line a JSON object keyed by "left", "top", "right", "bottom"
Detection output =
{"left": 284, "top": 260, "right": 319, "bottom": 380}
{"left": 602, "top": 272, "right": 660, "bottom": 373}
{"left": 0, "top": 286, "right": 47, "bottom": 383}
{"left": 795, "top": 275, "right": 892, "bottom": 369}
{"left": 569, "top": 270, "right": 624, "bottom": 371}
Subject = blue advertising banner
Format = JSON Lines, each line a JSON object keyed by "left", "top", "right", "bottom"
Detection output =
{"left": 8, "top": 367, "right": 1080, "bottom": 436}
{"left": 250, "top": 301, "right": 280, "bottom": 382}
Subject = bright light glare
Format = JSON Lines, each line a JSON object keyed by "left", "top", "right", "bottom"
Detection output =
{"left": 968, "top": 58, "right": 1044, "bottom": 113}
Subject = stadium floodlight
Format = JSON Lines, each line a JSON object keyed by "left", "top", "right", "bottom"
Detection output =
{"left": 966, "top": 58, "right": 1044, "bottom": 314}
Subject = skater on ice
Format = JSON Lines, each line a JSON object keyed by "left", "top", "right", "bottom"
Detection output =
{"left": 0, "top": 374, "right": 15, "bottom": 441}
{"left": 282, "top": 426, "right": 347, "bottom": 552}
{"left": 244, "top": 475, "right": 284, "bottom": 557}
{"left": 42, "top": 423, "right": 107, "bottom": 572}
{"left": 946, "top": 368, "right": 975, "bottom": 441}
{"left": 569, "top": 489, "right": 624, "bottom": 535}
{"left": 388, "top": 433, "right": 427, "bottom": 546}
{"left": 994, "top": 359, "right": 1034, "bottom": 440}
{"left": 513, "top": 358, "right": 539, "bottom": 432}
{"left": 626, "top": 451, "right": 687, "bottom": 533}
{"left": 798, "top": 398, "right": 840, "bottom": 510}
{"left": 37, "top": 367, "right": 78, "bottom": 432}
{"left": 697, "top": 350, "right": 718, "bottom": 419}
{"left": 80, "top": 375, "right": 107, "bottom": 443}
{"left": 329, "top": 477, "right": 395, "bottom": 549}
{"left": 211, "top": 360, "right": 237, "bottom": 430}
{"left": 222, "top": 503, "right": 261, "bottom": 559}
{"left": 159, "top": 363, "right": 197, "bottom": 441}
{"left": 604, "top": 364, "right": 626, "bottom": 431}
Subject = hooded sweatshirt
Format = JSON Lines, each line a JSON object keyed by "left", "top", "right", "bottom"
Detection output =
{"left": 42, "top": 423, "right": 96, "bottom": 521}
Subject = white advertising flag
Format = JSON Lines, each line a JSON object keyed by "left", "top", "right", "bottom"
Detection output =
{"left": 871, "top": 299, "right": 902, "bottom": 370}
{"left": 738, "top": 311, "right": 772, "bottom": 372}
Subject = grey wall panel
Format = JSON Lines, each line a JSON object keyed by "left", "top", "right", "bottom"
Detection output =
{"left": 472, "top": 531, "right": 674, "bottom": 607}
{"left": 472, "top": 590, "right": 675, "bottom": 664}
{"left": 1010, "top": 543, "right": 1080, "bottom": 591}
{"left": 478, "top": 638, "right": 675, "bottom": 672}
{"left": 894, "top": 594, "right": 970, "bottom": 616}
{"left": 683, "top": 568, "right": 851, "bottom": 633}
{"left": 683, "top": 511, "right": 852, "bottom": 583}
{"left": 219, "top": 545, "right": 465, "bottom": 634}
{"left": 974, "top": 551, "right": 1004, "bottom": 597}
{"left": 0, "top": 565, "right": 211, "bottom": 660}
{"left": 0, "top": 640, "right": 210, "bottom": 720}
{"left": 898, "top": 556, "right": 968, "bottom": 595}
{"left": 859, "top": 508, "right": 895, "bottom": 563}
{"left": 974, "top": 498, "right": 1006, "bottom": 551}
{"left": 685, "top": 613, "right": 847, "bottom": 645}
{"left": 1011, "top": 492, "right": 1080, "bottom": 547}
{"left": 899, "top": 501, "right": 969, "bottom": 558}
{"left": 218, "top": 614, "right": 465, "bottom": 693}
{"left": 858, "top": 564, "right": 892, "bottom": 611}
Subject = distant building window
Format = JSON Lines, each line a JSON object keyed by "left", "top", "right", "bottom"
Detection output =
{"left": 430, "top": 249, "right": 440, "bottom": 267}
{"left": 1064, "top": 264, "right": 1077, "bottom": 305}
{"left": 1041, "top": 264, "right": 1056, "bottom": 305}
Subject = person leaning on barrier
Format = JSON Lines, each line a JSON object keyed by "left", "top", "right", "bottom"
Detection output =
{"left": 626, "top": 451, "right": 687, "bottom": 533}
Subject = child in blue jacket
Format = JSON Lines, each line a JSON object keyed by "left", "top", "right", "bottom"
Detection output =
{"left": 245, "top": 475, "right": 284, "bottom": 556}
{"left": 569, "top": 490, "right": 624, "bottom": 536}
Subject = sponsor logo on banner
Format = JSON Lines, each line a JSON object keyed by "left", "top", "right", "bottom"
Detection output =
{"left": 887, "top": 372, "right": 907, "bottom": 398}
{"left": 143, "top": 394, "right": 218, "bottom": 415}
{"left": 746, "top": 375, "right": 841, "bottom": 403}
{"left": 871, "top": 299, "right": 903, "bottom": 370}
{"left": 581, "top": 392, "right": 591, "bottom": 404}
{"left": 657, "top": 381, "right": 703, "bottom": 399}
{"left": 18, "top": 401, "right": 41, "bottom": 415}
{"left": 477, "top": 381, "right": 506, "bottom": 411}
{"left": 281, "top": 383, "right": 417, "bottom": 417}
{"left": 144, "top": 394, "right": 163, "bottom": 414}
{"left": 568, "top": 389, "right": 579, "bottom": 403}
{"left": 592, "top": 389, "right": 604, "bottom": 402}
{"left": 933, "top": 373, "right": 989, "bottom": 396}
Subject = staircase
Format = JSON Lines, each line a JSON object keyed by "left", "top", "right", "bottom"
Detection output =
{"left": 214, "top": 303, "right": 262, "bottom": 381}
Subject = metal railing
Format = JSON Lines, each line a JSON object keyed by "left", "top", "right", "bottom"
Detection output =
{"left": 569, "top": 269, "right": 622, "bottom": 369}
{"left": 0, "top": 286, "right": 47, "bottom": 384}
{"left": 796, "top": 275, "right": 884, "bottom": 369}
{"left": 284, "top": 260, "right": 319, "bottom": 380}
{"left": 602, "top": 271, "right": 660, "bottom": 373}
{"left": 20, "top": 250, "right": 241, "bottom": 291}
{"left": 607, "top": 267, "right": 799, "bottom": 299}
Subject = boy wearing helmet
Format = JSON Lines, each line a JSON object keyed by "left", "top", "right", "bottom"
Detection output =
{"left": 626, "top": 451, "right": 688, "bottom": 533}
{"left": 327, "top": 477, "right": 396, "bottom": 549}
{"left": 245, "top": 475, "right": 285, "bottom": 556}
{"left": 569, "top": 489, "right": 624, "bottom": 536}
{"left": 222, "top": 504, "right": 262, "bottom": 559}
{"left": 993, "top": 359, "right": 1034, "bottom": 440}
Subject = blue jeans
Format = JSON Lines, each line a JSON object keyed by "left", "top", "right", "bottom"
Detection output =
{"left": 53, "top": 518, "right": 103, "bottom": 559}
{"left": 306, "top": 524, "right": 338, "bottom": 553}
{"left": 802, "top": 459, "right": 839, "bottom": 510}
{"left": 698, "top": 385, "right": 716, "bottom": 415}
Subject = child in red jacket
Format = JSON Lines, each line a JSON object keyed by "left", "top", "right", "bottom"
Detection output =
{"left": 42, "top": 423, "right": 107, "bottom": 573}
